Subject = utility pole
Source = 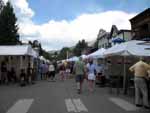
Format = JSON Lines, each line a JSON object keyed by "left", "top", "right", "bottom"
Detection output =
{"left": 66, "top": 51, "right": 69, "bottom": 59}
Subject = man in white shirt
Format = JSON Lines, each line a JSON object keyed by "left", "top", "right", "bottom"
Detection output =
{"left": 48, "top": 62, "right": 55, "bottom": 81}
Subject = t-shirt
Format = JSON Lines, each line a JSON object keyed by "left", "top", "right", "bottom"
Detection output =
{"left": 87, "top": 63, "right": 96, "bottom": 74}
{"left": 74, "top": 61, "right": 84, "bottom": 75}
{"left": 49, "top": 64, "right": 55, "bottom": 72}
{"left": 129, "top": 60, "right": 150, "bottom": 77}
{"left": 59, "top": 64, "right": 65, "bottom": 71}
{"left": 96, "top": 64, "right": 103, "bottom": 73}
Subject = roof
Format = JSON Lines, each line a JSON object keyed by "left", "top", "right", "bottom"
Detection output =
{"left": 0, "top": 45, "right": 38, "bottom": 57}
{"left": 130, "top": 8, "right": 150, "bottom": 22}
{"left": 97, "top": 32, "right": 110, "bottom": 40}
{"left": 118, "top": 30, "right": 131, "bottom": 34}
{"left": 104, "top": 40, "right": 150, "bottom": 57}
{"left": 109, "top": 25, "right": 131, "bottom": 38}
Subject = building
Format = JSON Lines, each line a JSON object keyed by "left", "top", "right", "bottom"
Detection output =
{"left": 109, "top": 25, "right": 132, "bottom": 46}
{"left": 97, "top": 29, "right": 110, "bottom": 49}
{"left": 130, "top": 8, "right": 150, "bottom": 40}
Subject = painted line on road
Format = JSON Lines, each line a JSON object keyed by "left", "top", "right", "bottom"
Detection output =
{"left": 73, "top": 99, "right": 88, "bottom": 112}
{"left": 65, "top": 98, "right": 88, "bottom": 112}
{"left": 6, "top": 99, "right": 34, "bottom": 113}
{"left": 109, "top": 97, "right": 139, "bottom": 111}
{"left": 65, "top": 99, "right": 77, "bottom": 112}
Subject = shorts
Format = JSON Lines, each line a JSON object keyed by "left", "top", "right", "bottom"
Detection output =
{"left": 76, "top": 75, "right": 84, "bottom": 82}
{"left": 60, "top": 71, "right": 65, "bottom": 75}
{"left": 66, "top": 69, "right": 70, "bottom": 73}
{"left": 88, "top": 73, "right": 96, "bottom": 80}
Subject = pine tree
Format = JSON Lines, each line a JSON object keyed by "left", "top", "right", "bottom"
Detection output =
{"left": 0, "top": 0, "right": 4, "bottom": 12}
{"left": 73, "top": 39, "right": 88, "bottom": 56}
{"left": 0, "top": 1, "right": 19, "bottom": 45}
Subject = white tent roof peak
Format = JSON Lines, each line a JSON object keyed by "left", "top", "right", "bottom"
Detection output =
{"left": 104, "top": 40, "right": 150, "bottom": 57}
{"left": 0, "top": 45, "right": 38, "bottom": 57}
{"left": 67, "top": 56, "right": 79, "bottom": 62}
{"left": 88, "top": 48, "right": 106, "bottom": 59}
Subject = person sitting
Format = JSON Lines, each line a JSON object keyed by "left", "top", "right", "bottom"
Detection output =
{"left": 27, "top": 63, "right": 32, "bottom": 84}
{"left": 20, "top": 69, "right": 26, "bottom": 87}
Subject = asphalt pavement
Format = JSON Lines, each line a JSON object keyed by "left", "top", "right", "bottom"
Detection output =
{"left": 0, "top": 75, "right": 149, "bottom": 113}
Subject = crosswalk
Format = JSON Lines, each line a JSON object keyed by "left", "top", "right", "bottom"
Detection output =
{"left": 6, "top": 99, "right": 34, "bottom": 113}
{"left": 65, "top": 98, "right": 88, "bottom": 112}
{"left": 109, "top": 97, "right": 139, "bottom": 111}
{"left": 5, "top": 97, "right": 140, "bottom": 113}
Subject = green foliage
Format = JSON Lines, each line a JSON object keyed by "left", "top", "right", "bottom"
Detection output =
{"left": 73, "top": 39, "right": 88, "bottom": 56}
{"left": 28, "top": 40, "right": 53, "bottom": 60}
{"left": 42, "top": 49, "right": 51, "bottom": 60}
{"left": 58, "top": 47, "right": 70, "bottom": 60}
{"left": 0, "top": 1, "right": 19, "bottom": 45}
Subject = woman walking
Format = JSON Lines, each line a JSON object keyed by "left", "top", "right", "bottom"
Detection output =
{"left": 86, "top": 58, "right": 96, "bottom": 92}
{"left": 59, "top": 63, "right": 65, "bottom": 81}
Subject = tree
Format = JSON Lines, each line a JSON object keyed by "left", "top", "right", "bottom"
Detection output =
{"left": 0, "top": 0, "right": 4, "bottom": 12}
{"left": 58, "top": 47, "right": 70, "bottom": 60}
{"left": 0, "top": 1, "right": 19, "bottom": 45}
{"left": 73, "top": 39, "right": 88, "bottom": 56}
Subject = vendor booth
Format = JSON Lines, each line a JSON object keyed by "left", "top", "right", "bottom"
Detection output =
{"left": 0, "top": 45, "right": 38, "bottom": 80}
{"left": 103, "top": 40, "right": 150, "bottom": 94}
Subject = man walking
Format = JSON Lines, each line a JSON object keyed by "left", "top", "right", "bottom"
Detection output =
{"left": 129, "top": 59, "right": 150, "bottom": 109}
{"left": 73, "top": 57, "right": 85, "bottom": 94}
{"left": 48, "top": 62, "right": 55, "bottom": 81}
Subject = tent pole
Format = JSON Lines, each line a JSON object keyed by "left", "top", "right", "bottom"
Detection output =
{"left": 123, "top": 56, "right": 127, "bottom": 94}
{"left": 20, "top": 56, "right": 23, "bottom": 70}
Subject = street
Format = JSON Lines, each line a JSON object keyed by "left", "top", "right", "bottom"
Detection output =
{"left": 0, "top": 75, "right": 149, "bottom": 113}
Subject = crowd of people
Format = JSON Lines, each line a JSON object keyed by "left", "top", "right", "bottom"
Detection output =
{"left": 0, "top": 56, "right": 150, "bottom": 109}
{"left": 73, "top": 57, "right": 150, "bottom": 109}
{"left": 0, "top": 60, "right": 35, "bottom": 86}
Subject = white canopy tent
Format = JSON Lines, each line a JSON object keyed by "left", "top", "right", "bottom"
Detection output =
{"left": 0, "top": 45, "right": 38, "bottom": 57}
{"left": 104, "top": 40, "right": 150, "bottom": 57}
{"left": 103, "top": 40, "right": 150, "bottom": 94}
{"left": 67, "top": 56, "right": 79, "bottom": 62}
{"left": 61, "top": 59, "right": 66, "bottom": 63}
{"left": 88, "top": 48, "right": 106, "bottom": 59}
{"left": 0, "top": 45, "right": 38, "bottom": 78}
{"left": 39, "top": 56, "right": 47, "bottom": 62}
{"left": 81, "top": 54, "right": 88, "bottom": 59}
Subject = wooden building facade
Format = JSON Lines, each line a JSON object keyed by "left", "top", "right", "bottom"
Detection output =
{"left": 130, "top": 8, "right": 150, "bottom": 40}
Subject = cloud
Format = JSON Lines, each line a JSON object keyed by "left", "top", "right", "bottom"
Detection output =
{"left": 3, "top": 0, "right": 34, "bottom": 21}
{"left": 4, "top": 0, "right": 136, "bottom": 50}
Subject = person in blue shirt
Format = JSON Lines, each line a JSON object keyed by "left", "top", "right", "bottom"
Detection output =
{"left": 86, "top": 58, "right": 96, "bottom": 92}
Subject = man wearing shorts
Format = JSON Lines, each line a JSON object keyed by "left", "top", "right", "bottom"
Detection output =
{"left": 74, "top": 57, "right": 85, "bottom": 94}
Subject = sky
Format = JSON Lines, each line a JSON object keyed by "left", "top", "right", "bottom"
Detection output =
{"left": 3, "top": 0, "right": 150, "bottom": 50}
